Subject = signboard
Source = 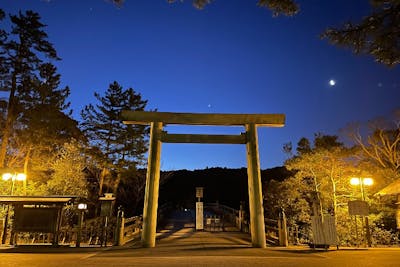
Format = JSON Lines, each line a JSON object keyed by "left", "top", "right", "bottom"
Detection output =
{"left": 100, "top": 201, "right": 113, "bottom": 217}
{"left": 348, "top": 200, "right": 369, "bottom": 216}
{"left": 14, "top": 207, "right": 59, "bottom": 232}
{"left": 196, "top": 187, "right": 203, "bottom": 199}
{"left": 99, "top": 193, "right": 116, "bottom": 217}
{"left": 196, "top": 202, "right": 203, "bottom": 230}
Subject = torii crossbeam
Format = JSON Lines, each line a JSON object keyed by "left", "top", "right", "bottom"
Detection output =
{"left": 121, "top": 111, "right": 285, "bottom": 248}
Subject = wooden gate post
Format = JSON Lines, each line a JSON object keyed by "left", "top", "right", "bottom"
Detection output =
{"left": 245, "top": 123, "right": 266, "bottom": 248}
{"left": 115, "top": 208, "right": 125, "bottom": 246}
{"left": 141, "top": 122, "right": 163, "bottom": 248}
{"left": 279, "top": 209, "right": 288, "bottom": 247}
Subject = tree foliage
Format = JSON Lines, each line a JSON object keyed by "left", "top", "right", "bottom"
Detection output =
{"left": 80, "top": 81, "right": 150, "bottom": 195}
{"left": 264, "top": 176, "right": 311, "bottom": 226}
{"left": 281, "top": 133, "right": 398, "bottom": 245}
{"left": 286, "top": 147, "right": 356, "bottom": 218}
{"left": 158, "top": 0, "right": 400, "bottom": 66}
{"left": 347, "top": 110, "right": 400, "bottom": 174}
{"left": 321, "top": 0, "right": 400, "bottom": 67}
{"left": 0, "top": 9, "right": 84, "bottom": 197}
{"left": 257, "top": 0, "right": 299, "bottom": 17}
{"left": 0, "top": 9, "right": 153, "bottom": 206}
{"left": 81, "top": 81, "right": 148, "bottom": 167}
{"left": 17, "top": 63, "right": 82, "bottom": 180}
{"left": 0, "top": 10, "right": 61, "bottom": 168}
{"left": 165, "top": 0, "right": 299, "bottom": 16}
{"left": 45, "top": 140, "right": 88, "bottom": 197}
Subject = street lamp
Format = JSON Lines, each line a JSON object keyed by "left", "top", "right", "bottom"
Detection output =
{"left": 76, "top": 202, "right": 87, "bottom": 248}
{"left": 1, "top": 171, "right": 27, "bottom": 245}
{"left": 350, "top": 177, "right": 373, "bottom": 187}
{"left": 350, "top": 177, "right": 373, "bottom": 247}
{"left": 2, "top": 172, "right": 27, "bottom": 195}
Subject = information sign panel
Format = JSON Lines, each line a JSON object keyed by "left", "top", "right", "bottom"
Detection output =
{"left": 196, "top": 187, "right": 203, "bottom": 198}
{"left": 14, "top": 207, "right": 59, "bottom": 232}
{"left": 348, "top": 200, "right": 369, "bottom": 216}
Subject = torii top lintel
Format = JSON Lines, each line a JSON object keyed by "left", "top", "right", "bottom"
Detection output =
{"left": 121, "top": 111, "right": 285, "bottom": 127}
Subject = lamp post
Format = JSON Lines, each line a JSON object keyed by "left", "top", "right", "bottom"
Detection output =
{"left": 76, "top": 203, "right": 87, "bottom": 248}
{"left": 99, "top": 193, "right": 115, "bottom": 247}
{"left": 350, "top": 177, "right": 373, "bottom": 247}
{"left": 1, "top": 171, "right": 27, "bottom": 245}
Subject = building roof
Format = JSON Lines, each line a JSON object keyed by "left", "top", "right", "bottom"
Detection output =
{"left": 376, "top": 180, "right": 400, "bottom": 196}
{"left": 0, "top": 195, "right": 77, "bottom": 204}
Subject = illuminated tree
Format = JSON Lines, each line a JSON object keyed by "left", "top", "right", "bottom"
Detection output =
{"left": 45, "top": 140, "right": 88, "bottom": 197}
{"left": 263, "top": 175, "right": 311, "bottom": 227}
{"left": 285, "top": 147, "right": 354, "bottom": 220}
{"left": 15, "top": 63, "right": 82, "bottom": 181}
{"left": 296, "top": 137, "right": 311, "bottom": 155}
{"left": 0, "top": 10, "right": 59, "bottom": 168}
{"left": 348, "top": 110, "right": 400, "bottom": 174}
{"left": 281, "top": 133, "right": 400, "bottom": 245}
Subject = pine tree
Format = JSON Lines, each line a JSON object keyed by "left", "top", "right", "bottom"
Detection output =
{"left": 0, "top": 9, "right": 8, "bottom": 132}
{"left": 80, "top": 81, "right": 149, "bottom": 195}
{"left": 321, "top": 0, "right": 400, "bottom": 67}
{"left": 0, "top": 10, "right": 59, "bottom": 167}
{"left": 14, "top": 62, "right": 83, "bottom": 181}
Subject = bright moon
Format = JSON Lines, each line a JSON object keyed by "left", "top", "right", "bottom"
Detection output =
{"left": 329, "top": 79, "right": 336, "bottom": 86}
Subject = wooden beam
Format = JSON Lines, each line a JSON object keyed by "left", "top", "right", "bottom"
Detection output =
{"left": 121, "top": 111, "right": 285, "bottom": 127}
{"left": 161, "top": 132, "right": 247, "bottom": 144}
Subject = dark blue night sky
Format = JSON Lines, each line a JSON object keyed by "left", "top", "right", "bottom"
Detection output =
{"left": 2, "top": 0, "right": 399, "bottom": 170}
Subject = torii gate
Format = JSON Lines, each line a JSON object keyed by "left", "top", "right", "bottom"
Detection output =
{"left": 121, "top": 111, "right": 285, "bottom": 248}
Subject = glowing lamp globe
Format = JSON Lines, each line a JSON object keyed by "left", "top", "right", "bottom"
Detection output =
{"left": 350, "top": 177, "right": 360, "bottom": 185}
{"left": 363, "top": 178, "right": 373, "bottom": 186}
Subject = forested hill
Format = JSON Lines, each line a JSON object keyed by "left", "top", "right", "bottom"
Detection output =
{"left": 158, "top": 166, "right": 292, "bottom": 210}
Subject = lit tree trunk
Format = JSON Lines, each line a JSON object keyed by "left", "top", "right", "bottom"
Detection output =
{"left": 23, "top": 146, "right": 32, "bottom": 195}
{"left": 113, "top": 172, "right": 121, "bottom": 196}
{"left": 23, "top": 146, "right": 31, "bottom": 174}
{"left": 0, "top": 73, "right": 17, "bottom": 168}
{"left": 330, "top": 166, "right": 338, "bottom": 224}
{"left": 98, "top": 167, "right": 108, "bottom": 196}
{"left": 311, "top": 170, "right": 323, "bottom": 217}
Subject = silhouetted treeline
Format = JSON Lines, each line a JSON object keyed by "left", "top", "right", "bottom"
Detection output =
{"left": 116, "top": 166, "right": 292, "bottom": 216}
{"left": 158, "top": 166, "right": 292, "bottom": 210}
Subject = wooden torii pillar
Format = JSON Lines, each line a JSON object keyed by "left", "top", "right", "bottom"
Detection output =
{"left": 121, "top": 111, "right": 285, "bottom": 248}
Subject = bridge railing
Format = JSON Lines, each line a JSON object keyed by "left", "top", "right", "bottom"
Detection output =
{"left": 57, "top": 216, "right": 117, "bottom": 246}
{"left": 264, "top": 215, "right": 288, "bottom": 246}
{"left": 204, "top": 203, "right": 241, "bottom": 231}
{"left": 114, "top": 208, "right": 142, "bottom": 246}
{"left": 204, "top": 202, "right": 288, "bottom": 246}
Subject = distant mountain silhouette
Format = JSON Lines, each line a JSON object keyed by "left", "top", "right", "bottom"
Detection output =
{"left": 158, "top": 166, "right": 292, "bottom": 210}
{"left": 118, "top": 166, "right": 292, "bottom": 217}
